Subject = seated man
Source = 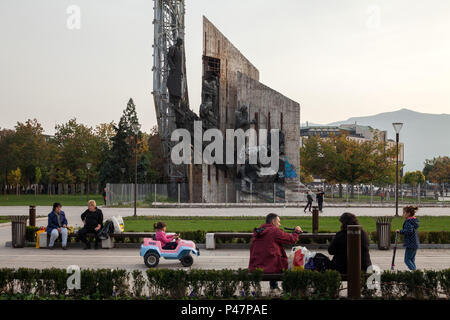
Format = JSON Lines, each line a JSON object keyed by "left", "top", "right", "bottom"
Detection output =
{"left": 78, "top": 200, "right": 103, "bottom": 250}
{"left": 249, "top": 213, "right": 302, "bottom": 292}
{"left": 47, "top": 202, "right": 69, "bottom": 250}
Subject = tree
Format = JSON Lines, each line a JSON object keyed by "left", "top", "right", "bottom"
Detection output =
{"left": 53, "top": 118, "right": 104, "bottom": 185}
{"left": 402, "top": 171, "right": 426, "bottom": 186}
{"left": 300, "top": 133, "right": 397, "bottom": 198}
{"left": 10, "top": 119, "right": 50, "bottom": 186}
{"left": 423, "top": 156, "right": 450, "bottom": 184}
{"left": 8, "top": 168, "right": 22, "bottom": 195}
{"left": 0, "top": 129, "right": 15, "bottom": 189}
{"left": 99, "top": 98, "right": 153, "bottom": 184}
{"left": 35, "top": 167, "right": 42, "bottom": 195}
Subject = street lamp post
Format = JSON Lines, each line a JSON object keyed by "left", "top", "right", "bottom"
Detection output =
{"left": 392, "top": 123, "right": 403, "bottom": 216}
{"left": 131, "top": 124, "right": 141, "bottom": 217}
{"left": 86, "top": 162, "right": 92, "bottom": 201}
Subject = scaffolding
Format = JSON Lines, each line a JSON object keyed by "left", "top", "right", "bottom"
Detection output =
{"left": 152, "top": 0, "right": 189, "bottom": 194}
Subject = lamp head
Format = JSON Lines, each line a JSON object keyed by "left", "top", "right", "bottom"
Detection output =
{"left": 392, "top": 122, "right": 403, "bottom": 134}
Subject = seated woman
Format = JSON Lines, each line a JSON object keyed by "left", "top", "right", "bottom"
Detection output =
{"left": 154, "top": 221, "right": 179, "bottom": 250}
{"left": 328, "top": 212, "right": 372, "bottom": 274}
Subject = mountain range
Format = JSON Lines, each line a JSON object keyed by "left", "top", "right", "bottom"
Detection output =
{"left": 302, "top": 109, "right": 450, "bottom": 172}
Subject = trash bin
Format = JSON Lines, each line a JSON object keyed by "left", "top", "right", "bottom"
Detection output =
{"left": 10, "top": 215, "right": 28, "bottom": 248}
{"left": 376, "top": 216, "right": 392, "bottom": 250}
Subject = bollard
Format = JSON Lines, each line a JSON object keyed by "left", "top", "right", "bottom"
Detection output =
{"left": 347, "top": 225, "right": 361, "bottom": 299}
{"left": 312, "top": 206, "right": 319, "bottom": 233}
{"left": 29, "top": 205, "right": 36, "bottom": 227}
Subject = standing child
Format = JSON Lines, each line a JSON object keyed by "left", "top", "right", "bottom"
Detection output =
{"left": 396, "top": 206, "right": 420, "bottom": 270}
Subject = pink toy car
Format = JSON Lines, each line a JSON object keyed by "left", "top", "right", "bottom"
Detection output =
{"left": 140, "top": 238, "right": 200, "bottom": 268}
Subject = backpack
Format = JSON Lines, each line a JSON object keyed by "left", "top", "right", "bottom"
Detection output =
{"left": 312, "top": 253, "right": 331, "bottom": 272}
{"left": 97, "top": 220, "right": 115, "bottom": 240}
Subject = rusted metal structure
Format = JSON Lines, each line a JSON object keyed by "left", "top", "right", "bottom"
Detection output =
{"left": 152, "top": 0, "right": 191, "bottom": 198}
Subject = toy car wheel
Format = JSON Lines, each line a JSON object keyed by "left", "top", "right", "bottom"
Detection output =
{"left": 180, "top": 254, "right": 193, "bottom": 267}
{"left": 144, "top": 251, "right": 160, "bottom": 268}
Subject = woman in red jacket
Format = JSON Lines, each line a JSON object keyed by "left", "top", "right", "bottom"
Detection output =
{"left": 249, "top": 213, "right": 302, "bottom": 291}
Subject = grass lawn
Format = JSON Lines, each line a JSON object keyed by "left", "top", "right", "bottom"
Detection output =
{"left": 123, "top": 216, "right": 450, "bottom": 233}
{"left": 0, "top": 194, "right": 104, "bottom": 206}
{"left": 0, "top": 216, "right": 10, "bottom": 224}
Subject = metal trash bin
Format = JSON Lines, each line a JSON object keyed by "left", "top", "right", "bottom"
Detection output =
{"left": 376, "top": 217, "right": 392, "bottom": 250}
{"left": 10, "top": 215, "right": 28, "bottom": 248}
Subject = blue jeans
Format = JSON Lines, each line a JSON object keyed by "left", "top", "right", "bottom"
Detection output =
{"left": 404, "top": 248, "right": 417, "bottom": 270}
{"left": 49, "top": 228, "right": 68, "bottom": 247}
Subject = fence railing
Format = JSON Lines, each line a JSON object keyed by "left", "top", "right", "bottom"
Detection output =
{"left": 105, "top": 182, "right": 450, "bottom": 206}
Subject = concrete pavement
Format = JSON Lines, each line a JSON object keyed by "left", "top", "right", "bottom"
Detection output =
{"left": 0, "top": 245, "right": 448, "bottom": 271}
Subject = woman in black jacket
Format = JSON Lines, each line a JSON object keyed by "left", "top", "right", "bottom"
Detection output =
{"left": 328, "top": 212, "right": 372, "bottom": 274}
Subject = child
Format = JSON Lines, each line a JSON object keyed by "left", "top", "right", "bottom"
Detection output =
{"left": 396, "top": 206, "right": 420, "bottom": 270}
{"left": 154, "top": 221, "right": 179, "bottom": 250}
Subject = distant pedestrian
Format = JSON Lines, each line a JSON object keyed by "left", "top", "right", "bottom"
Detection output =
{"left": 102, "top": 188, "right": 107, "bottom": 206}
{"left": 316, "top": 189, "right": 325, "bottom": 212}
{"left": 380, "top": 190, "right": 385, "bottom": 202}
{"left": 304, "top": 191, "right": 313, "bottom": 213}
{"left": 396, "top": 206, "right": 420, "bottom": 270}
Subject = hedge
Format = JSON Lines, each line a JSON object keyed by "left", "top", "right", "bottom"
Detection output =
{"left": 1, "top": 268, "right": 449, "bottom": 300}
{"left": 25, "top": 227, "right": 450, "bottom": 244}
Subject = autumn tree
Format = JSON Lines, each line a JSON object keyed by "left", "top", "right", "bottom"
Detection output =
{"left": 300, "top": 133, "right": 397, "bottom": 198}
{"left": 423, "top": 156, "right": 450, "bottom": 184}
{"left": 402, "top": 171, "right": 426, "bottom": 186}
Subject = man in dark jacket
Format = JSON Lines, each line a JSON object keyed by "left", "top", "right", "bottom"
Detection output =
{"left": 47, "top": 202, "right": 69, "bottom": 250}
{"left": 328, "top": 212, "right": 372, "bottom": 274}
{"left": 316, "top": 189, "right": 325, "bottom": 212}
{"left": 78, "top": 200, "right": 104, "bottom": 249}
{"left": 249, "top": 213, "right": 302, "bottom": 290}
{"left": 304, "top": 191, "right": 313, "bottom": 213}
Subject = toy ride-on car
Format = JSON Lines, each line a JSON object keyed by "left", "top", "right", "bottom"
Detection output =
{"left": 140, "top": 238, "right": 200, "bottom": 268}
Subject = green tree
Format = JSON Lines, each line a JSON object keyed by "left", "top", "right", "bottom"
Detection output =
{"left": 301, "top": 133, "right": 397, "bottom": 198}
{"left": 8, "top": 168, "right": 22, "bottom": 195}
{"left": 10, "top": 119, "right": 50, "bottom": 185}
{"left": 53, "top": 118, "right": 104, "bottom": 185}
{"left": 402, "top": 171, "right": 426, "bottom": 186}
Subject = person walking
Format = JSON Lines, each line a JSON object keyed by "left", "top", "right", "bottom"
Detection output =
{"left": 78, "top": 200, "right": 104, "bottom": 250}
{"left": 304, "top": 191, "right": 313, "bottom": 213}
{"left": 47, "top": 203, "right": 69, "bottom": 250}
{"left": 396, "top": 206, "right": 420, "bottom": 270}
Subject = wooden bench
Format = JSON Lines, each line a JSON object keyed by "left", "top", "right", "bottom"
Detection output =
{"left": 205, "top": 232, "right": 336, "bottom": 249}
{"left": 39, "top": 232, "right": 159, "bottom": 249}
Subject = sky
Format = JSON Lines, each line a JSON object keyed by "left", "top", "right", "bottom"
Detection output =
{"left": 1, "top": 0, "right": 450, "bottom": 135}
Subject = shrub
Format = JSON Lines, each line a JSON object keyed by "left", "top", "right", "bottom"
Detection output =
{"left": 282, "top": 270, "right": 341, "bottom": 299}
{"left": 26, "top": 226, "right": 40, "bottom": 242}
